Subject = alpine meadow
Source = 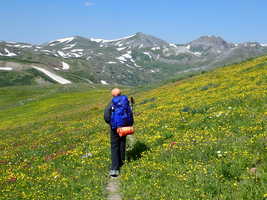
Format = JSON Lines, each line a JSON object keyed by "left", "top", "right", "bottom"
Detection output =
{"left": 1, "top": 1, "right": 267, "bottom": 199}
{"left": 1, "top": 55, "right": 266, "bottom": 199}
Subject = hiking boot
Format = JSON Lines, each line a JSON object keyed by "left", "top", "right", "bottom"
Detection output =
{"left": 109, "top": 170, "right": 119, "bottom": 177}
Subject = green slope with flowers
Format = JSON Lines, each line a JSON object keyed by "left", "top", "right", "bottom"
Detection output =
{"left": 121, "top": 55, "right": 267, "bottom": 199}
{"left": 0, "top": 55, "right": 267, "bottom": 199}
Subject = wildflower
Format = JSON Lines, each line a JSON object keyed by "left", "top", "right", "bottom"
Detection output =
{"left": 7, "top": 177, "right": 17, "bottom": 183}
{"left": 169, "top": 141, "right": 177, "bottom": 148}
{"left": 81, "top": 152, "right": 93, "bottom": 158}
{"left": 249, "top": 168, "right": 257, "bottom": 174}
{"left": 217, "top": 151, "right": 223, "bottom": 157}
{"left": 216, "top": 111, "right": 224, "bottom": 117}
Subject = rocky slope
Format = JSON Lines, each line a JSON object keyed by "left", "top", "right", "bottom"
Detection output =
{"left": 0, "top": 33, "right": 267, "bottom": 86}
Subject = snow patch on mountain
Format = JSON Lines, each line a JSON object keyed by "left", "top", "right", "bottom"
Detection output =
{"left": 261, "top": 43, "right": 267, "bottom": 47}
{"left": 71, "top": 49, "right": 84, "bottom": 52}
{"left": 117, "top": 51, "right": 132, "bottom": 63}
{"left": 117, "top": 47, "right": 126, "bottom": 51}
{"left": 20, "top": 45, "right": 32, "bottom": 48}
{"left": 143, "top": 52, "right": 152, "bottom": 59}
{"left": 115, "top": 42, "right": 123, "bottom": 47}
{"left": 41, "top": 50, "right": 53, "bottom": 53}
{"left": 3, "top": 49, "right": 17, "bottom": 57}
{"left": 122, "top": 51, "right": 132, "bottom": 59}
{"left": 107, "top": 61, "right": 117, "bottom": 64}
{"left": 150, "top": 69, "right": 160, "bottom": 73}
{"left": 62, "top": 43, "right": 76, "bottom": 50}
{"left": 151, "top": 47, "right": 161, "bottom": 51}
{"left": 0, "top": 67, "right": 13, "bottom": 71}
{"left": 90, "top": 38, "right": 103, "bottom": 43}
{"left": 6, "top": 44, "right": 32, "bottom": 48}
{"left": 106, "top": 34, "right": 136, "bottom": 43}
{"left": 49, "top": 37, "right": 75, "bottom": 46}
{"left": 100, "top": 80, "right": 108, "bottom": 85}
{"left": 71, "top": 53, "right": 83, "bottom": 58}
{"left": 193, "top": 52, "right": 202, "bottom": 57}
{"left": 62, "top": 62, "right": 70, "bottom": 70}
{"left": 54, "top": 37, "right": 74, "bottom": 44}
{"left": 117, "top": 56, "right": 127, "bottom": 63}
{"left": 169, "top": 43, "right": 177, "bottom": 48}
{"left": 57, "top": 51, "right": 67, "bottom": 58}
{"left": 33, "top": 66, "right": 71, "bottom": 84}
{"left": 90, "top": 34, "right": 136, "bottom": 43}
{"left": 116, "top": 51, "right": 141, "bottom": 67}
{"left": 55, "top": 50, "right": 83, "bottom": 58}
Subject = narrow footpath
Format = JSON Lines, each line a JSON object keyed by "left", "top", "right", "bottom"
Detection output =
{"left": 106, "top": 177, "right": 122, "bottom": 200}
{"left": 106, "top": 135, "right": 136, "bottom": 200}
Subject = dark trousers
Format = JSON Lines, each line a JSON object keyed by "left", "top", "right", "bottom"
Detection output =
{"left": 110, "top": 129, "right": 126, "bottom": 170}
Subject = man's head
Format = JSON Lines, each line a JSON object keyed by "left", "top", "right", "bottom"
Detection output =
{"left": 111, "top": 88, "right": 121, "bottom": 97}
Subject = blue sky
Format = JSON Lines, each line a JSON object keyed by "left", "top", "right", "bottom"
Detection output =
{"left": 1, "top": 0, "right": 267, "bottom": 44}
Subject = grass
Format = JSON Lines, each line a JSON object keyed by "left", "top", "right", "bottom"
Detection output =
{"left": 0, "top": 85, "right": 113, "bottom": 199}
{"left": 120, "top": 55, "right": 267, "bottom": 200}
{"left": 0, "top": 56, "right": 41, "bottom": 64}
{"left": 0, "top": 71, "right": 36, "bottom": 87}
{"left": 0, "top": 55, "right": 267, "bottom": 199}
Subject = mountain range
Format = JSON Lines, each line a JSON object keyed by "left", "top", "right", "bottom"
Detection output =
{"left": 0, "top": 32, "right": 267, "bottom": 86}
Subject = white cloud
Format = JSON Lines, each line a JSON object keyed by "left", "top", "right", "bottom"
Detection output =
{"left": 85, "top": 1, "right": 95, "bottom": 7}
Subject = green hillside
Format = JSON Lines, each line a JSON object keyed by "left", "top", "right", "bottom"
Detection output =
{"left": 0, "top": 55, "right": 267, "bottom": 199}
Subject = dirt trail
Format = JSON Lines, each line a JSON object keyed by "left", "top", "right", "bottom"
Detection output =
{"left": 106, "top": 135, "right": 136, "bottom": 200}
{"left": 106, "top": 177, "right": 122, "bottom": 200}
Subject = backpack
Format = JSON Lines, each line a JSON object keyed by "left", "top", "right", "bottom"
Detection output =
{"left": 110, "top": 95, "right": 133, "bottom": 129}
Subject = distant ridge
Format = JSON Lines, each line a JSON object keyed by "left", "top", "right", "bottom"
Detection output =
{"left": 0, "top": 32, "right": 267, "bottom": 86}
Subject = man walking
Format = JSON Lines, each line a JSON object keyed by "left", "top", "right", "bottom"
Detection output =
{"left": 104, "top": 88, "right": 134, "bottom": 177}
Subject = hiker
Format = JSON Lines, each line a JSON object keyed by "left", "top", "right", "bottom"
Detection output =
{"left": 104, "top": 88, "right": 134, "bottom": 177}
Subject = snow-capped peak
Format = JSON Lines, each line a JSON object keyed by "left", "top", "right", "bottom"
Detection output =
{"left": 90, "top": 34, "right": 136, "bottom": 43}
{"left": 49, "top": 37, "right": 75, "bottom": 46}
{"left": 104, "top": 34, "right": 136, "bottom": 43}
{"left": 261, "top": 43, "right": 267, "bottom": 47}
{"left": 90, "top": 38, "right": 105, "bottom": 43}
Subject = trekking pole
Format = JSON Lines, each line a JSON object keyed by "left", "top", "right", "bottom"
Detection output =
{"left": 130, "top": 97, "right": 135, "bottom": 115}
